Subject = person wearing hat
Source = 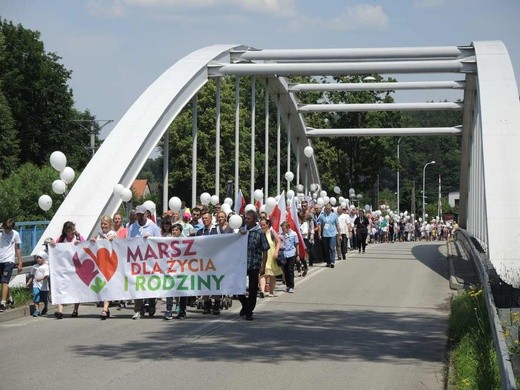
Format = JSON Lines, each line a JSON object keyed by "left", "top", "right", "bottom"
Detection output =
{"left": 127, "top": 204, "right": 161, "bottom": 320}
{"left": 26, "top": 251, "right": 50, "bottom": 317}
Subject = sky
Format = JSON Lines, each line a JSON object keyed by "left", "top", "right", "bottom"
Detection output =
{"left": 2, "top": 0, "right": 519, "bottom": 138}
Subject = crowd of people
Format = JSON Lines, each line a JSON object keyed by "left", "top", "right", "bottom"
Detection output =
{"left": 0, "top": 198, "right": 458, "bottom": 321}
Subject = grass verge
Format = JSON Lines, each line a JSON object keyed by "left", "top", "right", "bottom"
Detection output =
{"left": 0, "top": 285, "right": 33, "bottom": 308}
{"left": 447, "top": 288, "right": 500, "bottom": 389}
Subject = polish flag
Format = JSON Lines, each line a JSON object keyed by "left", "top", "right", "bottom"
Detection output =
{"left": 234, "top": 189, "right": 247, "bottom": 215}
{"left": 287, "top": 197, "right": 307, "bottom": 258}
{"left": 269, "top": 191, "right": 286, "bottom": 232}
{"left": 254, "top": 197, "right": 263, "bottom": 211}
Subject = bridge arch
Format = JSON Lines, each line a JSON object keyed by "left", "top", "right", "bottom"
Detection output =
{"left": 34, "top": 41, "right": 520, "bottom": 288}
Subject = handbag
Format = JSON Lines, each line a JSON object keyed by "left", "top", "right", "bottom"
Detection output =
{"left": 276, "top": 251, "right": 287, "bottom": 267}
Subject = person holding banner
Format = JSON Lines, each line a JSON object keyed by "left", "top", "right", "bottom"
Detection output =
{"left": 197, "top": 212, "right": 221, "bottom": 314}
{"left": 49, "top": 221, "right": 85, "bottom": 319}
{"left": 92, "top": 215, "right": 116, "bottom": 320}
{"left": 128, "top": 205, "right": 161, "bottom": 320}
{"left": 239, "top": 210, "right": 270, "bottom": 321}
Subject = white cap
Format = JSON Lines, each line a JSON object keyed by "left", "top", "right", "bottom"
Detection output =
{"left": 36, "top": 250, "right": 48, "bottom": 261}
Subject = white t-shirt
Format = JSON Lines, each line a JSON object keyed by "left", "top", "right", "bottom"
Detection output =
{"left": 0, "top": 230, "right": 21, "bottom": 263}
{"left": 30, "top": 263, "right": 50, "bottom": 291}
{"left": 338, "top": 214, "right": 350, "bottom": 235}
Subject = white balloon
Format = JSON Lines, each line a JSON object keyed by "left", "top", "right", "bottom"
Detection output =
{"left": 253, "top": 189, "right": 264, "bottom": 201}
{"left": 245, "top": 204, "right": 256, "bottom": 212}
{"left": 275, "top": 195, "right": 280, "bottom": 202}
{"left": 49, "top": 151, "right": 67, "bottom": 172}
{"left": 228, "top": 214, "right": 243, "bottom": 229}
{"left": 296, "top": 184, "right": 304, "bottom": 193}
{"left": 385, "top": 215, "right": 390, "bottom": 220}
{"left": 200, "top": 192, "right": 211, "bottom": 205}
{"left": 120, "top": 188, "right": 132, "bottom": 202}
{"left": 286, "top": 198, "right": 292, "bottom": 207}
{"left": 338, "top": 196, "right": 345, "bottom": 204}
{"left": 310, "top": 183, "right": 317, "bottom": 192}
{"left": 348, "top": 188, "right": 355, "bottom": 195}
{"left": 287, "top": 190, "right": 295, "bottom": 199}
{"left": 210, "top": 195, "right": 219, "bottom": 205}
{"left": 52, "top": 180, "right": 67, "bottom": 195}
{"left": 330, "top": 197, "right": 337, "bottom": 205}
{"left": 113, "top": 184, "right": 124, "bottom": 196}
{"left": 259, "top": 204, "right": 266, "bottom": 213}
{"left": 168, "top": 196, "right": 182, "bottom": 212}
{"left": 265, "top": 197, "right": 277, "bottom": 215}
{"left": 425, "top": 214, "right": 429, "bottom": 219}
{"left": 323, "top": 196, "right": 330, "bottom": 204}
{"left": 221, "top": 203, "right": 231, "bottom": 213}
{"left": 38, "top": 194, "right": 53, "bottom": 211}
{"left": 285, "top": 171, "right": 294, "bottom": 182}
{"left": 350, "top": 205, "right": 355, "bottom": 210}
{"left": 297, "top": 193, "right": 305, "bottom": 201}
{"left": 320, "top": 190, "right": 327, "bottom": 198}
{"left": 317, "top": 198, "right": 324, "bottom": 206}
{"left": 224, "top": 197, "right": 233, "bottom": 206}
{"left": 303, "top": 146, "right": 314, "bottom": 158}
{"left": 143, "top": 200, "right": 156, "bottom": 213}
{"left": 333, "top": 186, "right": 340, "bottom": 194}
{"left": 60, "top": 167, "right": 75, "bottom": 184}
{"left": 365, "top": 204, "right": 370, "bottom": 211}
{"left": 341, "top": 202, "right": 347, "bottom": 208}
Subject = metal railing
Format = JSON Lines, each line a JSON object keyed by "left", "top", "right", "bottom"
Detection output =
{"left": 16, "top": 221, "right": 50, "bottom": 257}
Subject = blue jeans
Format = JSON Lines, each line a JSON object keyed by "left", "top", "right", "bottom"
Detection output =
{"left": 322, "top": 236, "right": 337, "bottom": 265}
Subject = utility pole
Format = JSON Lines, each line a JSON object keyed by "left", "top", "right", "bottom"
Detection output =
{"left": 411, "top": 181, "right": 416, "bottom": 216}
{"left": 72, "top": 119, "right": 113, "bottom": 157}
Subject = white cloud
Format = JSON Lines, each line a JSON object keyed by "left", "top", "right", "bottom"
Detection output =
{"left": 413, "top": 0, "right": 446, "bottom": 9}
{"left": 86, "top": 0, "right": 127, "bottom": 18}
{"left": 87, "top": 0, "right": 295, "bottom": 17}
{"left": 290, "top": 4, "right": 389, "bottom": 32}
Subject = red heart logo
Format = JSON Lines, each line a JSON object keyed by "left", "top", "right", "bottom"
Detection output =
{"left": 73, "top": 252, "right": 99, "bottom": 286}
{"left": 83, "top": 247, "right": 118, "bottom": 282}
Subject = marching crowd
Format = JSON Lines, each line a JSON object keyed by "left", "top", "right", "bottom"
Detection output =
{"left": 0, "top": 199, "right": 458, "bottom": 321}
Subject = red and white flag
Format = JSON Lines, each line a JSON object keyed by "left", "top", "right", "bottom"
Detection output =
{"left": 234, "top": 189, "right": 247, "bottom": 215}
{"left": 269, "top": 191, "right": 286, "bottom": 233}
{"left": 287, "top": 197, "right": 307, "bottom": 258}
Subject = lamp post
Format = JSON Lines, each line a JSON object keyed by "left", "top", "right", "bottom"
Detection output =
{"left": 397, "top": 137, "right": 402, "bottom": 216}
{"left": 422, "top": 160, "right": 436, "bottom": 221}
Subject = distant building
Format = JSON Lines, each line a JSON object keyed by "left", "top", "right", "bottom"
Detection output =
{"left": 448, "top": 191, "right": 460, "bottom": 208}
{"left": 132, "top": 179, "right": 151, "bottom": 198}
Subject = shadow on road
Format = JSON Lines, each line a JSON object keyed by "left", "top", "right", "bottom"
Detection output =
{"left": 70, "top": 306, "right": 447, "bottom": 364}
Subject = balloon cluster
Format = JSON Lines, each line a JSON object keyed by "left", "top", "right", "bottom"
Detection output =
{"left": 38, "top": 151, "right": 76, "bottom": 211}
{"left": 113, "top": 183, "right": 133, "bottom": 203}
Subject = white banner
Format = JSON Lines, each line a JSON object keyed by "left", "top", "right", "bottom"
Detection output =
{"left": 49, "top": 234, "right": 248, "bottom": 304}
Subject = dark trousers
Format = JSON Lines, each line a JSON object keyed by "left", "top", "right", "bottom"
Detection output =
{"left": 178, "top": 296, "right": 187, "bottom": 314}
{"left": 134, "top": 298, "right": 156, "bottom": 313}
{"left": 283, "top": 256, "right": 296, "bottom": 288}
{"left": 340, "top": 234, "right": 348, "bottom": 259}
{"left": 239, "top": 269, "right": 260, "bottom": 316}
{"left": 357, "top": 231, "right": 368, "bottom": 252}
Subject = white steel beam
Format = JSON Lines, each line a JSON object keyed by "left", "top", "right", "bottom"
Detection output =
{"left": 299, "top": 102, "right": 463, "bottom": 113}
{"left": 289, "top": 81, "right": 465, "bottom": 92}
{"left": 306, "top": 127, "right": 462, "bottom": 137}
{"left": 240, "top": 46, "right": 470, "bottom": 61}
{"left": 214, "top": 60, "right": 476, "bottom": 76}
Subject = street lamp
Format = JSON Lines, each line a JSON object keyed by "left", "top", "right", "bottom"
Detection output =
{"left": 422, "top": 160, "right": 436, "bottom": 221}
{"left": 397, "top": 137, "right": 402, "bottom": 216}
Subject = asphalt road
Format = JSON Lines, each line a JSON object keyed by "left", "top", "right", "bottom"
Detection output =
{"left": 0, "top": 241, "right": 452, "bottom": 390}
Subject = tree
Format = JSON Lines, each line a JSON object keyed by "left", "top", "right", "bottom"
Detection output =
{"left": 0, "top": 163, "right": 65, "bottom": 221}
{"left": 0, "top": 89, "right": 19, "bottom": 177}
{"left": 0, "top": 19, "right": 94, "bottom": 175}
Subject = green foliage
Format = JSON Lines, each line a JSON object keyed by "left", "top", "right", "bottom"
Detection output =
{"left": 0, "top": 19, "right": 94, "bottom": 178}
{"left": 0, "top": 163, "right": 65, "bottom": 221}
{"left": 0, "top": 286, "right": 33, "bottom": 308}
{"left": 448, "top": 289, "right": 500, "bottom": 389}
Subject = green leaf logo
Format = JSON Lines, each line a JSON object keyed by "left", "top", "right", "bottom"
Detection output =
{"left": 90, "top": 276, "right": 107, "bottom": 293}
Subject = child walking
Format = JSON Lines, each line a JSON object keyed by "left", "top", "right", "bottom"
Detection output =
{"left": 26, "top": 251, "right": 50, "bottom": 317}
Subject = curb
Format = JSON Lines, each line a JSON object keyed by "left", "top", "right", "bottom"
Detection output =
{"left": 0, "top": 304, "right": 59, "bottom": 324}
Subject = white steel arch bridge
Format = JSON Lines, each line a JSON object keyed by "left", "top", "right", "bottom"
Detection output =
{"left": 34, "top": 41, "right": 520, "bottom": 287}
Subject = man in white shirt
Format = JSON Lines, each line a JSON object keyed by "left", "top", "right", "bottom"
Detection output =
{"left": 0, "top": 219, "right": 23, "bottom": 312}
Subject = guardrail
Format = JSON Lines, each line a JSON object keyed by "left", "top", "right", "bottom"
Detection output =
{"left": 454, "top": 228, "right": 517, "bottom": 389}
{"left": 16, "top": 221, "right": 50, "bottom": 256}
